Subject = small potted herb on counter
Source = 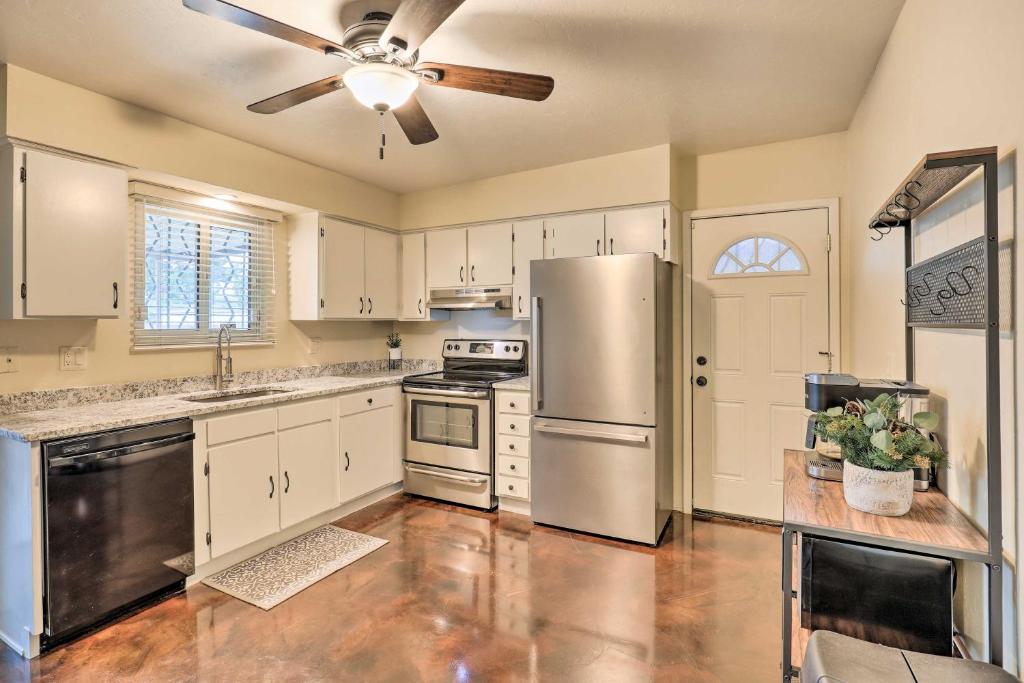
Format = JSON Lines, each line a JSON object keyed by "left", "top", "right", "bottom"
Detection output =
{"left": 813, "top": 394, "right": 946, "bottom": 517}
{"left": 386, "top": 332, "right": 402, "bottom": 370}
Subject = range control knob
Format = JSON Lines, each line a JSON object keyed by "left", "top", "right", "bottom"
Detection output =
{"left": 504, "top": 345, "right": 511, "bottom": 352}
{"left": 455, "top": 344, "right": 461, "bottom": 350}
{"left": 513, "top": 345, "right": 520, "bottom": 352}
{"left": 446, "top": 344, "right": 452, "bottom": 350}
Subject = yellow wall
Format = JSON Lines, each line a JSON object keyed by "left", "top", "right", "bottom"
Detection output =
{"left": 844, "top": 0, "right": 1022, "bottom": 667}
{"left": 0, "top": 65, "right": 399, "bottom": 393}
{"left": 397, "top": 144, "right": 673, "bottom": 229}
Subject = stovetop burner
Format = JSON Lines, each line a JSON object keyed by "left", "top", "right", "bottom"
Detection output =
{"left": 403, "top": 338, "right": 528, "bottom": 390}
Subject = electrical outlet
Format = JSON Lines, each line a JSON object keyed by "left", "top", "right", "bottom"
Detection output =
{"left": 308, "top": 337, "right": 322, "bottom": 355}
{"left": 60, "top": 346, "right": 88, "bottom": 371}
{"left": 0, "top": 347, "right": 18, "bottom": 373}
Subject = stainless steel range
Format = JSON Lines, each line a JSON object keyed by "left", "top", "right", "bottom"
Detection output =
{"left": 402, "top": 339, "right": 527, "bottom": 510}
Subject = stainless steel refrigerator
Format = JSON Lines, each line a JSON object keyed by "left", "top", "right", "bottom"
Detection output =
{"left": 530, "top": 252, "right": 673, "bottom": 545}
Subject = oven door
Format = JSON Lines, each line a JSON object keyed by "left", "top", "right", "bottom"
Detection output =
{"left": 404, "top": 387, "right": 492, "bottom": 474}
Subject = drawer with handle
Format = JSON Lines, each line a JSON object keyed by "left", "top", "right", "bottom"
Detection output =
{"left": 498, "top": 414, "right": 530, "bottom": 437}
{"left": 497, "top": 434, "right": 530, "bottom": 458}
{"left": 497, "top": 474, "right": 530, "bottom": 500}
{"left": 496, "top": 391, "right": 529, "bottom": 415}
{"left": 498, "top": 454, "right": 530, "bottom": 479}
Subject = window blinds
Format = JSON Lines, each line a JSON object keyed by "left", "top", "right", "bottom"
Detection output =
{"left": 132, "top": 195, "right": 276, "bottom": 349}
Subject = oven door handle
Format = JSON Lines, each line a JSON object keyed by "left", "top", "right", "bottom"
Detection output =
{"left": 403, "top": 387, "right": 489, "bottom": 399}
{"left": 404, "top": 465, "right": 489, "bottom": 485}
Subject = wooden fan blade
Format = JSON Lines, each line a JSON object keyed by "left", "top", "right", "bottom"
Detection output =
{"left": 247, "top": 76, "right": 344, "bottom": 114}
{"left": 393, "top": 95, "right": 439, "bottom": 145}
{"left": 379, "top": 0, "right": 465, "bottom": 60}
{"left": 183, "top": 0, "right": 346, "bottom": 54}
{"left": 417, "top": 63, "right": 554, "bottom": 101}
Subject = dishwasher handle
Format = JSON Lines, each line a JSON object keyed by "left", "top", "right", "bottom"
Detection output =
{"left": 48, "top": 432, "right": 196, "bottom": 468}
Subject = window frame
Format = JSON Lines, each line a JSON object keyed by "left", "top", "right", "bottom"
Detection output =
{"left": 132, "top": 197, "right": 275, "bottom": 350}
{"left": 709, "top": 233, "right": 809, "bottom": 279}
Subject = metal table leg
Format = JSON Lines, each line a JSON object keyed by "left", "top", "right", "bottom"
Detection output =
{"left": 781, "top": 527, "right": 795, "bottom": 681}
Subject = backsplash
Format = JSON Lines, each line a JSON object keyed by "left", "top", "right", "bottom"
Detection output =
{"left": 0, "top": 358, "right": 438, "bottom": 415}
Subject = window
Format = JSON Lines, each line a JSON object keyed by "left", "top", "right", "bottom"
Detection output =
{"left": 712, "top": 235, "right": 806, "bottom": 277}
{"left": 133, "top": 196, "right": 275, "bottom": 348}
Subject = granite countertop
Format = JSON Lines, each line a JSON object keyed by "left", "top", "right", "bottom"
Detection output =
{"left": 494, "top": 375, "right": 530, "bottom": 391}
{"left": 0, "top": 371, "right": 416, "bottom": 443}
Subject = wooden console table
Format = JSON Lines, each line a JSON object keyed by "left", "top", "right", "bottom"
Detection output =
{"left": 780, "top": 449, "right": 989, "bottom": 681}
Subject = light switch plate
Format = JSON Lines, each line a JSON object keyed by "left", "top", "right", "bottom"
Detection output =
{"left": 0, "top": 347, "right": 18, "bottom": 373}
{"left": 308, "top": 337, "right": 321, "bottom": 355}
{"left": 60, "top": 346, "right": 88, "bottom": 371}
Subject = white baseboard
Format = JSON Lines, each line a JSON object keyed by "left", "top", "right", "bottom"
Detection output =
{"left": 498, "top": 496, "right": 531, "bottom": 516}
{"left": 188, "top": 483, "right": 403, "bottom": 585}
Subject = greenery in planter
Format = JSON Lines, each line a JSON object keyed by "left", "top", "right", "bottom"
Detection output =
{"left": 386, "top": 332, "right": 402, "bottom": 349}
{"left": 813, "top": 393, "right": 947, "bottom": 472}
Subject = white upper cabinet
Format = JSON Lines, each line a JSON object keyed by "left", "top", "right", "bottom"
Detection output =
{"left": 544, "top": 213, "right": 605, "bottom": 259}
{"left": 1, "top": 145, "right": 128, "bottom": 319}
{"left": 321, "top": 217, "right": 366, "bottom": 319}
{"left": 426, "top": 227, "right": 468, "bottom": 288}
{"left": 467, "top": 222, "right": 512, "bottom": 286}
{"left": 512, "top": 220, "right": 544, "bottom": 319}
{"left": 400, "top": 232, "right": 427, "bottom": 319}
{"left": 605, "top": 205, "right": 666, "bottom": 258}
{"left": 364, "top": 228, "right": 398, "bottom": 319}
{"left": 289, "top": 213, "right": 399, "bottom": 320}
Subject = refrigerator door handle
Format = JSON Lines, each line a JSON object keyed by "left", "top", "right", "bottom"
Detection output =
{"left": 534, "top": 423, "right": 649, "bottom": 444}
{"left": 531, "top": 296, "right": 543, "bottom": 411}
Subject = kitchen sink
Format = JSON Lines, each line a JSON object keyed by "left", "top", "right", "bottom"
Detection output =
{"left": 184, "top": 388, "right": 293, "bottom": 404}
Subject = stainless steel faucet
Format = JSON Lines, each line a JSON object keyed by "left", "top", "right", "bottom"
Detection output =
{"left": 215, "top": 324, "right": 234, "bottom": 390}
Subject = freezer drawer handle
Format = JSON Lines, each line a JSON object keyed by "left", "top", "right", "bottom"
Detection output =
{"left": 534, "top": 424, "right": 649, "bottom": 444}
{"left": 405, "top": 465, "right": 488, "bottom": 485}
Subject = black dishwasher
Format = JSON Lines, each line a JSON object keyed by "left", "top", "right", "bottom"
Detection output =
{"left": 42, "top": 419, "right": 195, "bottom": 648}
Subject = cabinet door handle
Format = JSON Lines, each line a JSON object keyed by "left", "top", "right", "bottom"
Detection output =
{"left": 459, "top": 266, "right": 464, "bottom": 282}
{"left": 509, "top": 401, "right": 517, "bottom": 408}
{"left": 359, "top": 297, "right": 364, "bottom": 314}
{"left": 269, "top": 475, "right": 275, "bottom": 498}
{"left": 509, "top": 423, "right": 516, "bottom": 430}
{"left": 344, "top": 451, "right": 350, "bottom": 471}
{"left": 368, "top": 297, "right": 373, "bottom": 315}
{"left": 509, "top": 463, "right": 517, "bottom": 471}
{"left": 610, "top": 238, "right": 614, "bottom": 255}
{"left": 518, "top": 295, "right": 522, "bottom": 313}
{"left": 596, "top": 239, "right": 600, "bottom": 256}
{"left": 284, "top": 471, "right": 290, "bottom": 493}
{"left": 418, "top": 297, "right": 423, "bottom": 315}
{"left": 112, "top": 282, "right": 119, "bottom": 309}
{"left": 367, "top": 397, "right": 373, "bottom": 405}
{"left": 471, "top": 265, "right": 476, "bottom": 282}
{"left": 509, "top": 442, "right": 516, "bottom": 451}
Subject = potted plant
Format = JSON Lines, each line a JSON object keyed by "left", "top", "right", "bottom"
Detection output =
{"left": 813, "top": 393, "right": 946, "bottom": 517}
{"left": 386, "top": 332, "right": 402, "bottom": 370}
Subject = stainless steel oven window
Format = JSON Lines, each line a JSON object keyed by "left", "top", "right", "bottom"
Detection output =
{"left": 410, "top": 399, "right": 479, "bottom": 449}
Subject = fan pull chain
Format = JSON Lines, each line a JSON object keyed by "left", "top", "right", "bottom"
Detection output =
{"left": 379, "top": 112, "right": 386, "bottom": 160}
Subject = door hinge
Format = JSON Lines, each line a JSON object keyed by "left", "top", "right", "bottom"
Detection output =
{"left": 662, "top": 217, "right": 666, "bottom": 229}
{"left": 543, "top": 228, "right": 547, "bottom": 239}
{"left": 19, "top": 167, "right": 26, "bottom": 183}
{"left": 20, "top": 283, "right": 26, "bottom": 299}
{"left": 205, "top": 531, "right": 211, "bottom": 546}
{"left": 512, "top": 265, "right": 516, "bottom": 276}
{"left": 203, "top": 462, "right": 209, "bottom": 476}
{"left": 320, "top": 227, "right": 325, "bottom": 238}
{"left": 511, "top": 232, "right": 515, "bottom": 242}
{"left": 826, "top": 233, "right": 832, "bottom": 253}
{"left": 320, "top": 298, "right": 325, "bottom": 309}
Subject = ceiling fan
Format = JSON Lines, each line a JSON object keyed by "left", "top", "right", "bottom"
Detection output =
{"left": 182, "top": 0, "right": 555, "bottom": 153}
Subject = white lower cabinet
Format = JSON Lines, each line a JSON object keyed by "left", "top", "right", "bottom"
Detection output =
{"left": 279, "top": 418, "right": 339, "bottom": 529}
{"left": 339, "top": 387, "right": 401, "bottom": 502}
{"left": 199, "top": 388, "right": 401, "bottom": 561}
{"left": 207, "top": 433, "right": 280, "bottom": 558}
{"left": 495, "top": 388, "right": 532, "bottom": 511}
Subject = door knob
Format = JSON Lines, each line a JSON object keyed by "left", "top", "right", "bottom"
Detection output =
{"left": 696, "top": 356, "right": 708, "bottom": 366}
{"left": 696, "top": 376, "right": 708, "bottom": 387}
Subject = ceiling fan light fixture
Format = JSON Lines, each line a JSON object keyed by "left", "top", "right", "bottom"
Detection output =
{"left": 342, "top": 63, "right": 419, "bottom": 112}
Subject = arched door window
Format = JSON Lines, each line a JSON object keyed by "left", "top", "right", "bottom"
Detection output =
{"left": 712, "top": 235, "right": 807, "bottom": 277}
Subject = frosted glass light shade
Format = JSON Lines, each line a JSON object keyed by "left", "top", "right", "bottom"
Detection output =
{"left": 343, "top": 63, "right": 419, "bottom": 111}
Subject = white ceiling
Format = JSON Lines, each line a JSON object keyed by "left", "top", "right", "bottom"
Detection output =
{"left": 0, "top": 0, "right": 903, "bottom": 193}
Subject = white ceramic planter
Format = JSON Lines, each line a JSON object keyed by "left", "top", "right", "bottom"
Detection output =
{"left": 842, "top": 460, "right": 914, "bottom": 517}
{"left": 388, "top": 348, "right": 402, "bottom": 361}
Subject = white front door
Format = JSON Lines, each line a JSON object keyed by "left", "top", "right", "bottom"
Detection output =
{"left": 692, "top": 208, "right": 831, "bottom": 520}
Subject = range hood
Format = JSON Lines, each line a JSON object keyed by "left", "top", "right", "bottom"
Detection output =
{"left": 428, "top": 286, "right": 512, "bottom": 311}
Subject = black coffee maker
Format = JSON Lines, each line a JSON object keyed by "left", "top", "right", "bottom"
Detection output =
{"left": 804, "top": 373, "right": 931, "bottom": 487}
